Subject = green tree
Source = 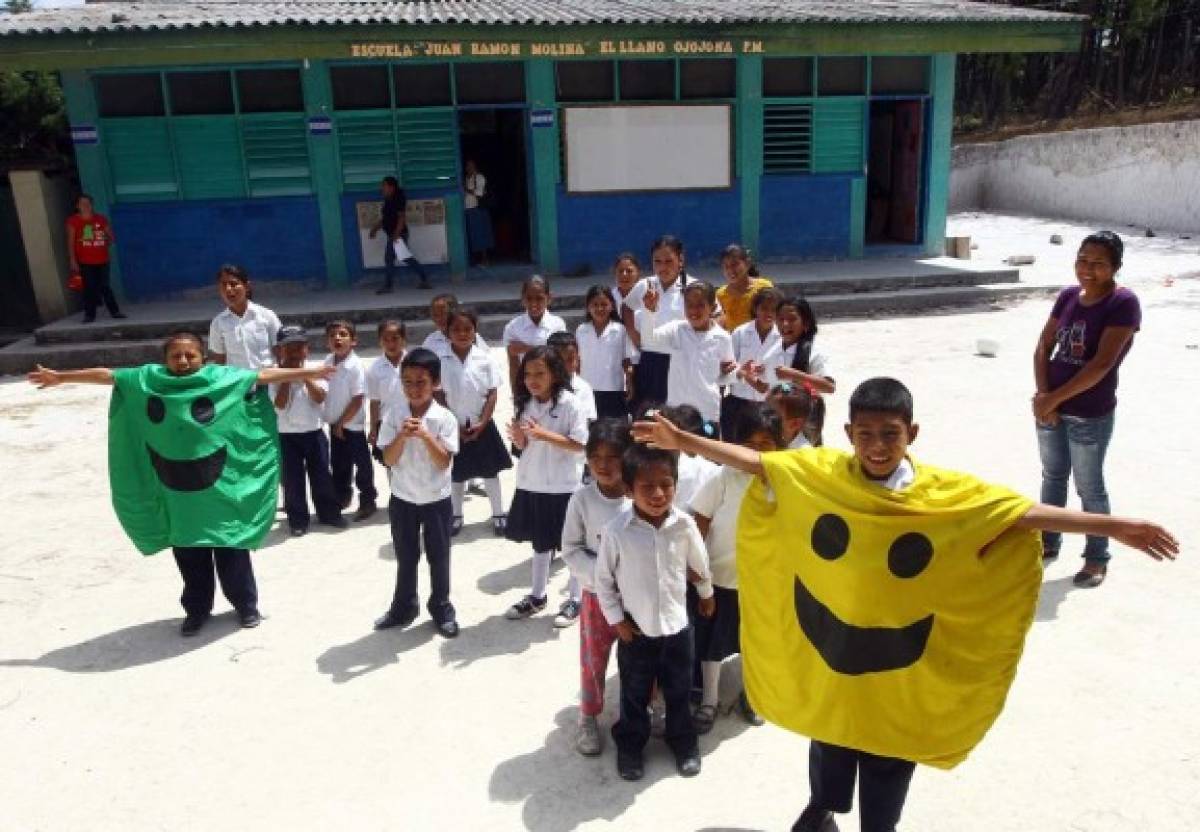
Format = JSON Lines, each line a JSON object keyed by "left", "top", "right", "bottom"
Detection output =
{"left": 0, "top": 69, "right": 69, "bottom": 165}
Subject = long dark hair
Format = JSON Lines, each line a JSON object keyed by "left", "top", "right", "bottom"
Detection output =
{"left": 513, "top": 346, "right": 571, "bottom": 420}
{"left": 583, "top": 283, "right": 620, "bottom": 327}
{"left": 778, "top": 296, "right": 825, "bottom": 445}
{"left": 650, "top": 234, "right": 690, "bottom": 287}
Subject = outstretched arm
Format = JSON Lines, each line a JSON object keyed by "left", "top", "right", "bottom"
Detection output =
{"left": 27, "top": 365, "right": 114, "bottom": 387}
{"left": 256, "top": 365, "right": 336, "bottom": 385}
{"left": 1016, "top": 504, "right": 1179, "bottom": 561}
{"left": 631, "top": 412, "right": 763, "bottom": 476}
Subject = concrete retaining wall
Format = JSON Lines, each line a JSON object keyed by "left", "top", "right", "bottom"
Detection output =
{"left": 950, "top": 120, "right": 1200, "bottom": 233}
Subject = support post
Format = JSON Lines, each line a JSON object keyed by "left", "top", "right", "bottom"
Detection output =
{"left": 923, "top": 53, "right": 956, "bottom": 256}
{"left": 736, "top": 55, "right": 764, "bottom": 251}
{"left": 301, "top": 59, "right": 349, "bottom": 288}
{"left": 525, "top": 61, "right": 560, "bottom": 275}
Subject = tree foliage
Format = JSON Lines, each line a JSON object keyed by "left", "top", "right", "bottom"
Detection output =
{"left": 956, "top": 0, "right": 1200, "bottom": 132}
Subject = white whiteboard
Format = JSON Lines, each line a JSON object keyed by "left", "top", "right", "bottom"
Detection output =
{"left": 564, "top": 105, "right": 732, "bottom": 193}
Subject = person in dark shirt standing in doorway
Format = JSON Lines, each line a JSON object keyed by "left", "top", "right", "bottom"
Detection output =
{"left": 370, "top": 175, "right": 431, "bottom": 293}
{"left": 66, "top": 193, "right": 125, "bottom": 322}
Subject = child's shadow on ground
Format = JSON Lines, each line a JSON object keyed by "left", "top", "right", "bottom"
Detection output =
{"left": 439, "top": 613, "right": 560, "bottom": 669}
{"left": 315, "top": 625, "right": 435, "bottom": 684}
{"left": 477, "top": 557, "right": 565, "bottom": 596}
{"left": 489, "top": 675, "right": 756, "bottom": 832}
{"left": 1036, "top": 576, "right": 1077, "bottom": 622}
{"left": 0, "top": 615, "right": 238, "bottom": 673}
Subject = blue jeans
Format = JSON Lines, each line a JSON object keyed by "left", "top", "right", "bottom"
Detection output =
{"left": 1036, "top": 411, "right": 1115, "bottom": 563}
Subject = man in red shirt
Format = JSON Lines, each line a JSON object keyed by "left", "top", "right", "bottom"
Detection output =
{"left": 66, "top": 193, "right": 125, "bottom": 322}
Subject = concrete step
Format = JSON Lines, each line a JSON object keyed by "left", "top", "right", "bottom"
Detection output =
{"left": 31, "top": 264, "right": 1019, "bottom": 347}
{"left": 0, "top": 281, "right": 1052, "bottom": 376}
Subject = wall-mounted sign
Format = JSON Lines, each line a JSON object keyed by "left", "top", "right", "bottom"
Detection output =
{"left": 530, "top": 109, "right": 555, "bottom": 128}
{"left": 70, "top": 125, "right": 99, "bottom": 145}
{"left": 308, "top": 115, "right": 333, "bottom": 135}
{"left": 349, "top": 38, "right": 764, "bottom": 60}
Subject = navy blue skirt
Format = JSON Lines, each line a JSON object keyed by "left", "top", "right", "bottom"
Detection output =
{"left": 593, "top": 390, "right": 629, "bottom": 422}
{"left": 690, "top": 584, "right": 741, "bottom": 662}
{"left": 630, "top": 350, "right": 670, "bottom": 417}
{"left": 505, "top": 489, "right": 572, "bottom": 552}
{"left": 452, "top": 420, "right": 512, "bottom": 481}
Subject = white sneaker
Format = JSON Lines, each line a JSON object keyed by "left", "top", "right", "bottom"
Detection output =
{"left": 554, "top": 598, "right": 581, "bottom": 628}
{"left": 576, "top": 715, "right": 603, "bottom": 756}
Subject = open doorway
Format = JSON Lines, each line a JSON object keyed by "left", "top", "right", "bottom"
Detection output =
{"left": 458, "top": 109, "right": 532, "bottom": 264}
{"left": 865, "top": 100, "right": 925, "bottom": 245}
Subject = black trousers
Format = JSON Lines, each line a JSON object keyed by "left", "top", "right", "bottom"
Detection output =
{"left": 80, "top": 261, "right": 120, "bottom": 319}
{"left": 808, "top": 740, "right": 917, "bottom": 832}
{"left": 330, "top": 428, "right": 377, "bottom": 507}
{"left": 630, "top": 350, "right": 670, "bottom": 417}
{"left": 388, "top": 496, "right": 454, "bottom": 623}
{"left": 593, "top": 390, "right": 629, "bottom": 422}
{"left": 611, "top": 625, "right": 697, "bottom": 759}
{"left": 383, "top": 233, "right": 428, "bottom": 288}
{"left": 172, "top": 546, "right": 257, "bottom": 616}
{"left": 279, "top": 429, "right": 342, "bottom": 531}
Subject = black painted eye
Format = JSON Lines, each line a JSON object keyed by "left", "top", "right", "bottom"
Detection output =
{"left": 147, "top": 396, "right": 165, "bottom": 423}
{"left": 811, "top": 513, "right": 850, "bottom": 560}
{"left": 244, "top": 387, "right": 259, "bottom": 403}
{"left": 888, "top": 532, "right": 934, "bottom": 578}
{"left": 190, "top": 396, "right": 216, "bottom": 425}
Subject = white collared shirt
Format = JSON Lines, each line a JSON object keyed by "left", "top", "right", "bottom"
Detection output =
{"left": 635, "top": 309, "right": 735, "bottom": 423}
{"left": 501, "top": 312, "right": 566, "bottom": 350}
{"left": 322, "top": 351, "right": 367, "bottom": 430}
{"left": 514, "top": 391, "right": 589, "bottom": 494}
{"left": 595, "top": 505, "right": 713, "bottom": 637}
{"left": 758, "top": 339, "right": 832, "bottom": 387}
{"left": 377, "top": 399, "right": 459, "bottom": 504}
{"left": 440, "top": 344, "right": 502, "bottom": 427}
{"left": 729, "top": 320, "right": 781, "bottom": 401}
{"left": 208, "top": 301, "right": 281, "bottom": 369}
{"left": 875, "top": 458, "right": 916, "bottom": 491}
{"left": 577, "top": 320, "right": 637, "bottom": 392}
{"left": 366, "top": 354, "right": 404, "bottom": 419}
{"left": 561, "top": 483, "right": 629, "bottom": 594}
{"left": 624, "top": 275, "right": 689, "bottom": 325}
{"left": 570, "top": 374, "right": 597, "bottom": 421}
{"left": 270, "top": 377, "right": 326, "bottom": 434}
{"left": 675, "top": 453, "right": 719, "bottom": 511}
{"left": 788, "top": 432, "right": 812, "bottom": 451}
{"left": 689, "top": 467, "right": 754, "bottom": 589}
{"left": 422, "top": 330, "right": 489, "bottom": 357}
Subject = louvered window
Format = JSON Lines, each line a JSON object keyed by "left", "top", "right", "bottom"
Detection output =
{"left": 763, "top": 104, "right": 813, "bottom": 174}
{"left": 812, "top": 100, "right": 865, "bottom": 173}
{"left": 336, "top": 112, "right": 397, "bottom": 190}
{"left": 396, "top": 110, "right": 458, "bottom": 188}
{"left": 242, "top": 115, "right": 312, "bottom": 196}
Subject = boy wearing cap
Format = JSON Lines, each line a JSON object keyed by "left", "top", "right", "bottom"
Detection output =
{"left": 272, "top": 325, "right": 348, "bottom": 536}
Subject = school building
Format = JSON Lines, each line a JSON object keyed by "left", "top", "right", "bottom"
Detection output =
{"left": 0, "top": 1, "right": 1083, "bottom": 303}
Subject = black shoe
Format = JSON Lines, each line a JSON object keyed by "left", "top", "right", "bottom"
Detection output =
{"left": 1073, "top": 564, "right": 1107, "bottom": 588}
{"left": 737, "top": 690, "right": 765, "bottom": 726}
{"left": 1042, "top": 550, "right": 1059, "bottom": 565}
{"left": 338, "top": 493, "right": 353, "bottom": 510}
{"left": 792, "top": 805, "right": 839, "bottom": 832}
{"left": 238, "top": 608, "right": 262, "bottom": 628}
{"left": 675, "top": 751, "right": 702, "bottom": 777}
{"left": 353, "top": 503, "right": 378, "bottom": 522}
{"left": 112, "top": 312, "right": 127, "bottom": 319}
{"left": 320, "top": 515, "right": 349, "bottom": 529}
{"left": 290, "top": 526, "right": 308, "bottom": 537}
{"left": 180, "top": 612, "right": 209, "bottom": 637}
{"left": 436, "top": 618, "right": 460, "bottom": 638}
{"left": 616, "top": 752, "right": 644, "bottom": 781}
{"left": 450, "top": 515, "right": 464, "bottom": 537}
{"left": 374, "top": 608, "right": 418, "bottom": 631}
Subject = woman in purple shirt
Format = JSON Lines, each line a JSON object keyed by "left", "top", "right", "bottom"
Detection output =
{"left": 1032, "top": 231, "right": 1141, "bottom": 588}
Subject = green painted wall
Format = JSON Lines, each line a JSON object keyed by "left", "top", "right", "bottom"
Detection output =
{"left": 525, "top": 61, "right": 560, "bottom": 275}
{"left": 923, "top": 53, "right": 956, "bottom": 256}
{"left": 300, "top": 59, "right": 348, "bottom": 287}
{"left": 736, "top": 55, "right": 763, "bottom": 251}
{"left": 59, "top": 69, "right": 124, "bottom": 299}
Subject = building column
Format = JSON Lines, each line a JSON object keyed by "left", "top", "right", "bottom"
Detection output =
{"left": 923, "top": 53, "right": 956, "bottom": 256}
{"left": 525, "top": 61, "right": 560, "bottom": 274}
{"left": 59, "top": 69, "right": 124, "bottom": 299}
{"left": 9, "top": 170, "right": 76, "bottom": 323}
{"left": 736, "top": 55, "right": 764, "bottom": 252}
{"left": 300, "top": 59, "right": 349, "bottom": 288}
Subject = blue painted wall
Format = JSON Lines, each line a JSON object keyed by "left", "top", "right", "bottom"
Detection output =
{"left": 758, "top": 175, "right": 855, "bottom": 260}
{"left": 556, "top": 185, "right": 742, "bottom": 275}
{"left": 111, "top": 196, "right": 325, "bottom": 300}
{"left": 339, "top": 187, "right": 459, "bottom": 280}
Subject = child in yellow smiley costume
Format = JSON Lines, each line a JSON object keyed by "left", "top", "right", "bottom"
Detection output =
{"left": 631, "top": 378, "right": 1177, "bottom": 832}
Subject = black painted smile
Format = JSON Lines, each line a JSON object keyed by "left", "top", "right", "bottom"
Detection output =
{"left": 147, "top": 444, "right": 227, "bottom": 492}
{"left": 793, "top": 574, "right": 934, "bottom": 676}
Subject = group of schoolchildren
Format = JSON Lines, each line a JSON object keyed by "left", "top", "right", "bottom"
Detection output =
{"left": 28, "top": 238, "right": 1178, "bottom": 832}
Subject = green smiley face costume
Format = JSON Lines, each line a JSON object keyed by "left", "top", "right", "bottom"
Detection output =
{"left": 109, "top": 364, "right": 280, "bottom": 555}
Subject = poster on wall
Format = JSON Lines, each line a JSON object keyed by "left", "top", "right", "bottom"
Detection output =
{"left": 356, "top": 199, "right": 449, "bottom": 269}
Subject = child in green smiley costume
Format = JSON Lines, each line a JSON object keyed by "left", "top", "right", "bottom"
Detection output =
{"left": 28, "top": 331, "right": 334, "bottom": 636}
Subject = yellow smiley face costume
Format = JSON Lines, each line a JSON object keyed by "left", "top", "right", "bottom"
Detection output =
{"left": 737, "top": 447, "right": 1041, "bottom": 769}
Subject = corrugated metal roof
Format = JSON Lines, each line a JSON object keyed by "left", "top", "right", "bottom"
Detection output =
{"left": 0, "top": 1, "right": 1083, "bottom": 37}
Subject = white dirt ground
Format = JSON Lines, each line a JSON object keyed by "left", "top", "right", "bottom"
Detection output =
{"left": 1, "top": 215, "right": 1197, "bottom": 831}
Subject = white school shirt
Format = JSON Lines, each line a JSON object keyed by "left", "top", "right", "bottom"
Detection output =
{"left": 560, "top": 483, "right": 629, "bottom": 594}
{"left": 675, "top": 453, "right": 719, "bottom": 511}
{"left": 366, "top": 354, "right": 403, "bottom": 418}
{"left": 689, "top": 467, "right": 754, "bottom": 589}
{"left": 576, "top": 320, "right": 637, "bottom": 392}
{"left": 422, "top": 329, "right": 489, "bottom": 357}
{"left": 570, "top": 374, "right": 598, "bottom": 421}
{"left": 501, "top": 312, "right": 566, "bottom": 350}
{"left": 636, "top": 310, "right": 735, "bottom": 423}
{"left": 729, "top": 320, "right": 781, "bottom": 401}
{"left": 594, "top": 505, "right": 713, "bottom": 637}
{"left": 440, "top": 344, "right": 502, "bottom": 427}
{"left": 788, "top": 432, "right": 812, "bottom": 451}
{"left": 322, "top": 351, "right": 367, "bottom": 430}
{"left": 464, "top": 172, "right": 486, "bottom": 210}
{"left": 208, "top": 301, "right": 281, "bottom": 369}
{"left": 270, "top": 377, "right": 327, "bottom": 434}
{"left": 514, "top": 391, "right": 589, "bottom": 494}
{"left": 377, "top": 399, "right": 460, "bottom": 504}
{"left": 877, "top": 458, "right": 916, "bottom": 491}
{"left": 624, "top": 275, "right": 688, "bottom": 325}
{"left": 758, "top": 339, "right": 833, "bottom": 387}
